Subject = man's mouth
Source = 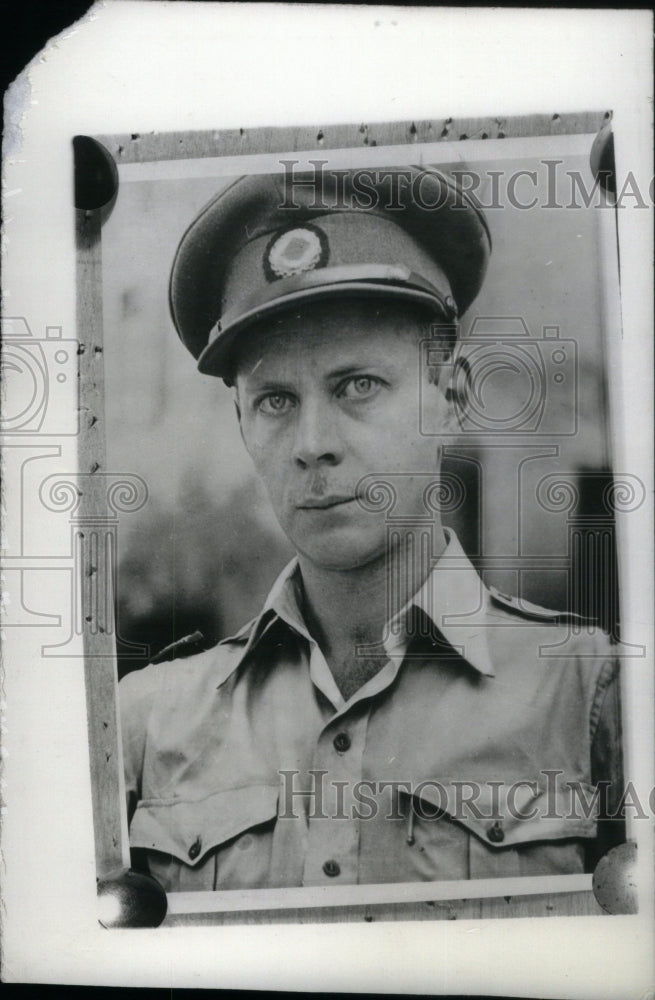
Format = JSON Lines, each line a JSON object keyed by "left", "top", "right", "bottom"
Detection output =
{"left": 297, "top": 494, "right": 355, "bottom": 510}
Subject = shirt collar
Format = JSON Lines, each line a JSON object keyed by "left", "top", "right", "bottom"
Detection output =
{"left": 402, "top": 527, "right": 495, "bottom": 677}
{"left": 261, "top": 557, "right": 307, "bottom": 634}
{"left": 219, "top": 557, "right": 307, "bottom": 662}
{"left": 222, "top": 528, "right": 494, "bottom": 678}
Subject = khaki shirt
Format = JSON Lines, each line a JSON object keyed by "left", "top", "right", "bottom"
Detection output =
{"left": 120, "top": 529, "right": 622, "bottom": 892}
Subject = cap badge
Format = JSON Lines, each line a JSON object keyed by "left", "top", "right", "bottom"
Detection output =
{"left": 264, "top": 226, "right": 328, "bottom": 280}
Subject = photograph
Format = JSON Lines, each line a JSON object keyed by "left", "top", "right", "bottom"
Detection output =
{"left": 81, "top": 117, "right": 635, "bottom": 919}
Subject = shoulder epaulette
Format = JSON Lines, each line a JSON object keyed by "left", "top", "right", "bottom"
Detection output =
{"left": 488, "top": 586, "right": 592, "bottom": 625}
{"left": 150, "top": 630, "right": 218, "bottom": 665}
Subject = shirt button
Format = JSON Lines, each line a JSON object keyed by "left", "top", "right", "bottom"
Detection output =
{"left": 487, "top": 822, "right": 505, "bottom": 844}
{"left": 188, "top": 837, "right": 202, "bottom": 859}
{"left": 333, "top": 732, "right": 351, "bottom": 753}
{"left": 322, "top": 859, "right": 341, "bottom": 878}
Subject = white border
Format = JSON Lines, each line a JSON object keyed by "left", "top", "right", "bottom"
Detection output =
{"left": 167, "top": 875, "right": 593, "bottom": 915}
{"left": 115, "top": 132, "right": 598, "bottom": 181}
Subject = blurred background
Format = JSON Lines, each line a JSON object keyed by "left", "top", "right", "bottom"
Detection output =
{"left": 101, "top": 140, "right": 619, "bottom": 678}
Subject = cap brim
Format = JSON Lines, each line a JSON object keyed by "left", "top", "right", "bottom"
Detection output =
{"left": 198, "top": 278, "right": 451, "bottom": 378}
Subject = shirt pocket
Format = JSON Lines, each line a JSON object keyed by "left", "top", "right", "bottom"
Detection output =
{"left": 129, "top": 784, "right": 279, "bottom": 892}
{"left": 410, "top": 778, "right": 599, "bottom": 881}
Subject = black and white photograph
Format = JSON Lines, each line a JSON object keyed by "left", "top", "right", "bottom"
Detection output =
{"left": 1, "top": 3, "right": 652, "bottom": 993}
{"left": 92, "top": 124, "right": 634, "bottom": 917}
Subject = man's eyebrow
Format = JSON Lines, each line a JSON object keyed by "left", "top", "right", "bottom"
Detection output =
{"left": 239, "top": 360, "right": 395, "bottom": 390}
{"left": 325, "top": 362, "right": 390, "bottom": 379}
{"left": 241, "top": 377, "right": 294, "bottom": 394}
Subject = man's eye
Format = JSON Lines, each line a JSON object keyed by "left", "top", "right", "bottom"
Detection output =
{"left": 338, "top": 376, "right": 381, "bottom": 400}
{"left": 257, "top": 393, "right": 294, "bottom": 415}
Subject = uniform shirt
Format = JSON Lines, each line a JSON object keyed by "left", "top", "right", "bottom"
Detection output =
{"left": 120, "top": 529, "right": 622, "bottom": 892}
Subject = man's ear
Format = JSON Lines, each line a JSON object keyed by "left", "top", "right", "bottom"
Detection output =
{"left": 445, "top": 354, "right": 471, "bottom": 416}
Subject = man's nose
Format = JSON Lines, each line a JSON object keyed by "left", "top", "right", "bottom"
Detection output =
{"left": 292, "top": 399, "right": 342, "bottom": 468}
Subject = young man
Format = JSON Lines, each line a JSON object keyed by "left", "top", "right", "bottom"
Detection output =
{"left": 120, "top": 166, "right": 622, "bottom": 892}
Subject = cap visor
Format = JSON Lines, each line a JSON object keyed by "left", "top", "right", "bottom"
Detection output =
{"left": 197, "top": 280, "right": 450, "bottom": 378}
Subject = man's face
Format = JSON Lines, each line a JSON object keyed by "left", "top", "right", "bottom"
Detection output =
{"left": 235, "top": 299, "right": 456, "bottom": 571}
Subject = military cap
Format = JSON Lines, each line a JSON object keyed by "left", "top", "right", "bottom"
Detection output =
{"left": 169, "top": 165, "right": 491, "bottom": 380}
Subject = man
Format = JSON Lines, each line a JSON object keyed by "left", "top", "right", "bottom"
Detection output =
{"left": 120, "top": 166, "right": 622, "bottom": 892}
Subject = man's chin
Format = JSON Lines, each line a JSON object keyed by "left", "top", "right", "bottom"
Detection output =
{"left": 291, "top": 527, "right": 387, "bottom": 573}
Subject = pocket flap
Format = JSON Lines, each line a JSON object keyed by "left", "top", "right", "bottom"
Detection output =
{"left": 130, "top": 784, "right": 279, "bottom": 866}
{"left": 412, "top": 778, "right": 599, "bottom": 848}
